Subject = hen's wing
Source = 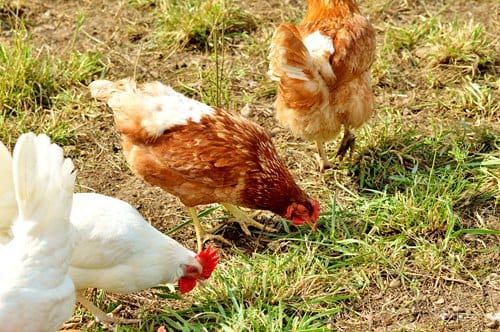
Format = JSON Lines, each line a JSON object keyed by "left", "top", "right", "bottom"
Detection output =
{"left": 68, "top": 192, "right": 198, "bottom": 294}
{"left": 136, "top": 108, "right": 267, "bottom": 188}
{"left": 299, "top": 10, "right": 376, "bottom": 86}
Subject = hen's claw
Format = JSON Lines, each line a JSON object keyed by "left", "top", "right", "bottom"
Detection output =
{"left": 189, "top": 204, "right": 277, "bottom": 251}
{"left": 201, "top": 233, "right": 234, "bottom": 248}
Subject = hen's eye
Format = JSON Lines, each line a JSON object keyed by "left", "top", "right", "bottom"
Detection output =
{"left": 186, "top": 265, "right": 199, "bottom": 274}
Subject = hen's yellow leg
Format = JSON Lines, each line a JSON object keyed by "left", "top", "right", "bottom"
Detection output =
{"left": 315, "top": 140, "right": 333, "bottom": 172}
{"left": 221, "top": 203, "right": 277, "bottom": 236}
{"left": 187, "top": 207, "right": 232, "bottom": 252}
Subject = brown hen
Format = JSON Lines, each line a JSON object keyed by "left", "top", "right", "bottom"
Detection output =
{"left": 268, "top": 0, "right": 376, "bottom": 171}
{"left": 89, "top": 79, "right": 320, "bottom": 251}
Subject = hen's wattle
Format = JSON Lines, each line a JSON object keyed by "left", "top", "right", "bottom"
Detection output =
{"left": 178, "top": 277, "right": 197, "bottom": 294}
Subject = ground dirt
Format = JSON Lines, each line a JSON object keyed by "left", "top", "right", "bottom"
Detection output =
{"left": 1, "top": 0, "right": 498, "bottom": 331}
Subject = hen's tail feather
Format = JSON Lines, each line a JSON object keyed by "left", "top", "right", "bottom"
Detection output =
{"left": 268, "top": 23, "right": 313, "bottom": 82}
{"left": 90, "top": 78, "right": 162, "bottom": 142}
{"left": 90, "top": 78, "right": 215, "bottom": 144}
{"left": 12, "top": 133, "right": 75, "bottom": 235}
{"left": 89, "top": 78, "right": 136, "bottom": 102}
{"left": 0, "top": 141, "right": 15, "bottom": 243}
{"left": 268, "top": 23, "right": 334, "bottom": 111}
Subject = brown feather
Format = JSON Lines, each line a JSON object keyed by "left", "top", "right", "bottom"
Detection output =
{"left": 94, "top": 82, "right": 314, "bottom": 217}
{"left": 269, "top": 0, "right": 376, "bottom": 144}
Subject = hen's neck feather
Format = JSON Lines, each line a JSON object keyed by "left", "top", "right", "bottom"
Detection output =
{"left": 304, "top": 0, "right": 360, "bottom": 22}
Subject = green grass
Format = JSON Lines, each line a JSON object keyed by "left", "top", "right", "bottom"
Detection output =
{"left": 373, "top": 14, "right": 498, "bottom": 120}
{"left": 131, "top": 0, "right": 257, "bottom": 56}
{"left": 139, "top": 119, "right": 498, "bottom": 331}
{"left": 150, "top": 247, "right": 348, "bottom": 330}
{"left": 176, "top": 29, "right": 232, "bottom": 109}
{"left": 0, "top": 18, "right": 103, "bottom": 145}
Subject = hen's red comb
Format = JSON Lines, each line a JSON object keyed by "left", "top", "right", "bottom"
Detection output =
{"left": 195, "top": 245, "right": 219, "bottom": 279}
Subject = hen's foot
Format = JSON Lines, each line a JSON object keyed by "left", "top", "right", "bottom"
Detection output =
{"left": 336, "top": 130, "right": 355, "bottom": 161}
{"left": 315, "top": 140, "right": 333, "bottom": 172}
{"left": 188, "top": 205, "right": 276, "bottom": 251}
{"left": 59, "top": 322, "right": 82, "bottom": 331}
{"left": 222, "top": 203, "right": 277, "bottom": 236}
{"left": 101, "top": 316, "right": 140, "bottom": 325}
{"left": 315, "top": 153, "right": 334, "bottom": 172}
{"left": 189, "top": 208, "right": 237, "bottom": 251}
{"left": 201, "top": 217, "right": 275, "bottom": 249}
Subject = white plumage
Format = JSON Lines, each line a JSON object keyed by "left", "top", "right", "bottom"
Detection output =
{"left": 68, "top": 192, "right": 204, "bottom": 323}
{"left": 0, "top": 133, "right": 76, "bottom": 332}
{"left": 0, "top": 134, "right": 211, "bottom": 324}
{"left": 89, "top": 79, "right": 214, "bottom": 138}
{"left": 0, "top": 141, "right": 16, "bottom": 245}
{"left": 69, "top": 192, "right": 200, "bottom": 294}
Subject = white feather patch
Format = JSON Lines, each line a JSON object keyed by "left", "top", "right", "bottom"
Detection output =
{"left": 303, "top": 31, "right": 335, "bottom": 61}
{"left": 139, "top": 87, "right": 215, "bottom": 137}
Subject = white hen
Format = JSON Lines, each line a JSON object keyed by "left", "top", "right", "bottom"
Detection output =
{"left": 0, "top": 133, "right": 76, "bottom": 332}
{"left": 0, "top": 137, "right": 219, "bottom": 325}
{"left": 69, "top": 193, "right": 218, "bottom": 323}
